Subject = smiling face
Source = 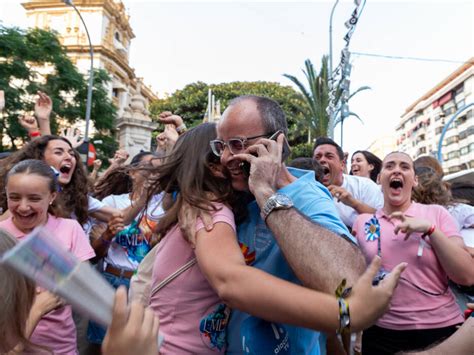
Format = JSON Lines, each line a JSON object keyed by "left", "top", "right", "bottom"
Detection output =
{"left": 217, "top": 100, "right": 266, "bottom": 192}
{"left": 6, "top": 173, "right": 57, "bottom": 234}
{"left": 379, "top": 152, "right": 417, "bottom": 212}
{"left": 351, "top": 152, "right": 373, "bottom": 179}
{"left": 43, "top": 139, "right": 76, "bottom": 185}
{"left": 313, "top": 144, "right": 345, "bottom": 187}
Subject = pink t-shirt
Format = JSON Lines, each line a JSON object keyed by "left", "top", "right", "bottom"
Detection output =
{"left": 150, "top": 203, "right": 235, "bottom": 354}
{"left": 0, "top": 215, "right": 95, "bottom": 354}
{"left": 353, "top": 202, "right": 464, "bottom": 330}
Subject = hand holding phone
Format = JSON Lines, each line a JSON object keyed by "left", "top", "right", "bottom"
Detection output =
{"left": 240, "top": 130, "right": 291, "bottom": 176}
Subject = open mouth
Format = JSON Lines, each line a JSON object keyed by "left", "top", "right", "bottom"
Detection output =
{"left": 389, "top": 179, "right": 403, "bottom": 189}
{"left": 59, "top": 165, "right": 72, "bottom": 175}
{"left": 16, "top": 212, "right": 36, "bottom": 222}
{"left": 322, "top": 167, "right": 330, "bottom": 175}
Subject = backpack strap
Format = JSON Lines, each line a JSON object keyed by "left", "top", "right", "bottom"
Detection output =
{"left": 150, "top": 258, "right": 197, "bottom": 297}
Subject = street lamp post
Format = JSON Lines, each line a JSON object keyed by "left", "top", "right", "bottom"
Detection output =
{"left": 329, "top": 0, "right": 340, "bottom": 82}
{"left": 437, "top": 102, "right": 473, "bottom": 163}
{"left": 63, "top": 0, "right": 93, "bottom": 145}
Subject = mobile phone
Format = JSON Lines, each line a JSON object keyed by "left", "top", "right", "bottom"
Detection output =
{"left": 240, "top": 130, "right": 291, "bottom": 176}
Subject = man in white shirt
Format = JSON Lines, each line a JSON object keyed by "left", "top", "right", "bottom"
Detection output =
{"left": 313, "top": 137, "right": 383, "bottom": 228}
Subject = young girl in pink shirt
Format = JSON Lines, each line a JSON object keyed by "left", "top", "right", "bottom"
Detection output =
{"left": 0, "top": 159, "right": 95, "bottom": 354}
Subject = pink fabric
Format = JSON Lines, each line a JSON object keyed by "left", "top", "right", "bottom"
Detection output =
{"left": 353, "top": 202, "right": 464, "bottom": 330}
{"left": 149, "top": 203, "right": 235, "bottom": 354}
{"left": 0, "top": 215, "right": 95, "bottom": 354}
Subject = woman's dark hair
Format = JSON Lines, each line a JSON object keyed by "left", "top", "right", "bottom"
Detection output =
{"left": 93, "top": 151, "right": 155, "bottom": 201}
{"left": 0, "top": 136, "right": 89, "bottom": 225}
{"left": 147, "top": 123, "right": 236, "bottom": 241}
{"left": 350, "top": 150, "right": 382, "bottom": 182}
{"left": 450, "top": 182, "right": 474, "bottom": 206}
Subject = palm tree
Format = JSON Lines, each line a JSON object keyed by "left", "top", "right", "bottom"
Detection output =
{"left": 284, "top": 56, "right": 369, "bottom": 140}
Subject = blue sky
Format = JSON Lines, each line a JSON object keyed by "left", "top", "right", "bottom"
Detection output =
{"left": 1, "top": 0, "right": 473, "bottom": 155}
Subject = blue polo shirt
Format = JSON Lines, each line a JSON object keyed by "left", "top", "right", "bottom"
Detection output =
{"left": 227, "top": 168, "right": 353, "bottom": 354}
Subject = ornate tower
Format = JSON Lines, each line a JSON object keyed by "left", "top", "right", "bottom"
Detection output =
{"left": 22, "top": 0, "right": 158, "bottom": 156}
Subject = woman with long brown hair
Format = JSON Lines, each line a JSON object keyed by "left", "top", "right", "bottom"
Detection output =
{"left": 145, "top": 122, "right": 406, "bottom": 354}
{"left": 0, "top": 135, "right": 144, "bottom": 226}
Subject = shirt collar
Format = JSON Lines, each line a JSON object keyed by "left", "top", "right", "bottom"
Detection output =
{"left": 375, "top": 202, "right": 417, "bottom": 220}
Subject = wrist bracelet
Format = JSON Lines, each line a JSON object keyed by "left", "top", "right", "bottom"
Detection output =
{"left": 175, "top": 123, "right": 187, "bottom": 134}
{"left": 335, "top": 278, "right": 351, "bottom": 334}
{"left": 29, "top": 131, "right": 41, "bottom": 138}
{"left": 422, "top": 224, "right": 436, "bottom": 239}
{"left": 337, "top": 297, "right": 351, "bottom": 334}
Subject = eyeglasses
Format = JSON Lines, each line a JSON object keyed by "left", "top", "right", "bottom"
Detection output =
{"left": 210, "top": 133, "right": 272, "bottom": 157}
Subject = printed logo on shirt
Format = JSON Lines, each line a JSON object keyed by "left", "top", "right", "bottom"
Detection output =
{"left": 200, "top": 303, "right": 230, "bottom": 352}
{"left": 239, "top": 242, "right": 256, "bottom": 265}
{"left": 115, "top": 219, "right": 151, "bottom": 263}
{"left": 241, "top": 317, "right": 290, "bottom": 354}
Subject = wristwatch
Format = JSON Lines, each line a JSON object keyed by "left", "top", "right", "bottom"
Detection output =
{"left": 261, "top": 193, "right": 294, "bottom": 221}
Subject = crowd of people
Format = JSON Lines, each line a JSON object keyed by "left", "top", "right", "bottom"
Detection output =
{"left": 0, "top": 91, "right": 473, "bottom": 354}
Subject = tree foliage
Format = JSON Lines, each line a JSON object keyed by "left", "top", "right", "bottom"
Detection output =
{"left": 149, "top": 81, "right": 309, "bottom": 146}
{"left": 0, "top": 25, "right": 116, "bottom": 151}
{"left": 284, "top": 56, "right": 369, "bottom": 140}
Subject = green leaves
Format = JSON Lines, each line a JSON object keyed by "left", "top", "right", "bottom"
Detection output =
{"left": 0, "top": 25, "right": 116, "bottom": 151}
{"left": 149, "top": 81, "right": 308, "bottom": 146}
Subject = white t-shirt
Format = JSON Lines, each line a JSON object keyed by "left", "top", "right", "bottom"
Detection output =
{"left": 101, "top": 193, "right": 164, "bottom": 271}
{"left": 88, "top": 195, "right": 106, "bottom": 213}
{"left": 334, "top": 174, "right": 384, "bottom": 228}
{"left": 447, "top": 203, "right": 474, "bottom": 247}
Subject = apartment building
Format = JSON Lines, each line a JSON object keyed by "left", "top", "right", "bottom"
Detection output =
{"left": 396, "top": 59, "right": 474, "bottom": 174}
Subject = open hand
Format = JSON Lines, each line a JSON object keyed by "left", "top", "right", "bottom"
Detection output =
{"left": 348, "top": 256, "right": 407, "bottom": 332}
{"left": 32, "top": 289, "right": 63, "bottom": 317}
{"left": 61, "top": 127, "right": 84, "bottom": 149}
{"left": 178, "top": 199, "right": 214, "bottom": 247}
{"left": 389, "top": 212, "right": 432, "bottom": 240}
{"left": 35, "top": 91, "right": 53, "bottom": 120}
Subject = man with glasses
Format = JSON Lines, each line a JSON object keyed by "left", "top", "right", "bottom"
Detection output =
{"left": 209, "top": 95, "right": 366, "bottom": 354}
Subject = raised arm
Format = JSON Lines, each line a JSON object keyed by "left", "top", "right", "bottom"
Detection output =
{"left": 35, "top": 91, "right": 52, "bottom": 136}
{"left": 236, "top": 135, "right": 366, "bottom": 292}
{"left": 196, "top": 222, "right": 406, "bottom": 333}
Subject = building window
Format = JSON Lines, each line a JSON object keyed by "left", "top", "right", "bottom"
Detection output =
{"left": 454, "top": 84, "right": 464, "bottom": 95}
{"left": 466, "top": 109, "right": 473, "bottom": 119}
{"left": 112, "top": 88, "right": 119, "bottom": 98}
{"left": 459, "top": 126, "right": 474, "bottom": 140}
{"left": 460, "top": 146, "right": 469, "bottom": 155}
{"left": 115, "top": 32, "right": 121, "bottom": 41}
{"left": 446, "top": 136, "right": 459, "bottom": 145}
{"left": 447, "top": 151, "right": 460, "bottom": 159}
{"left": 435, "top": 126, "right": 443, "bottom": 134}
{"left": 418, "top": 147, "right": 427, "bottom": 155}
